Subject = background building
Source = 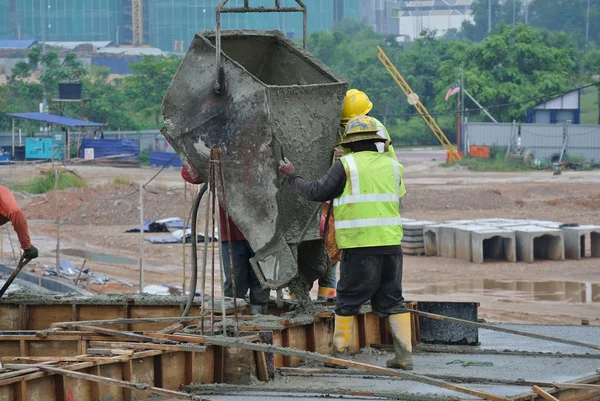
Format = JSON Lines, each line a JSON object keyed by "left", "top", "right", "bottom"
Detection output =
{"left": 392, "top": 0, "right": 474, "bottom": 40}
{"left": 0, "top": 0, "right": 361, "bottom": 52}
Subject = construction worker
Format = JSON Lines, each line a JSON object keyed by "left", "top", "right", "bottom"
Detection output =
{"left": 181, "top": 167, "right": 270, "bottom": 315}
{"left": 0, "top": 186, "right": 38, "bottom": 260}
{"left": 279, "top": 116, "right": 412, "bottom": 370}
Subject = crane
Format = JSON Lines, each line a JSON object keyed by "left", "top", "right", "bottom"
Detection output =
{"left": 376, "top": 45, "right": 461, "bottom": 161}
{"left": 132, "top": 0, "right": 143, "bottom": 46}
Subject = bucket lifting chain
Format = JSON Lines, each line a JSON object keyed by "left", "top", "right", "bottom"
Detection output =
{"left": 214, "top": 0, "right": 308, "bottom": 94}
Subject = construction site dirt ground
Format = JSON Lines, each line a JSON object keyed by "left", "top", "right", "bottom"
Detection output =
{"left": 2, "top": 149, "right": 600, "bottom": 326}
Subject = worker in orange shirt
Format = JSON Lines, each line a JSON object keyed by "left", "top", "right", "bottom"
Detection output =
{"left": 0, "top": 186, "right": 38, "bottom": 260}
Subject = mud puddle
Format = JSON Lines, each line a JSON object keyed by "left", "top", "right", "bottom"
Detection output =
{"left": 411, "top": 279, "right": 600, "bottom": 304}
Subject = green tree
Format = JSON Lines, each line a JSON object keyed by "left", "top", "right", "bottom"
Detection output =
{"left": 124, "top": 55, "right": 182, "bottom": 129}
{"left": 83, "top": 66, "right": 140, "bottom": 130}
{"left": 529, "top": 0, "right": 600, "bottom": 46}
{"left": 462, "top": 0, "right": 523, "bottom": 42}
{"left": 436, "top": 23, "right": 576, "bottom": 122}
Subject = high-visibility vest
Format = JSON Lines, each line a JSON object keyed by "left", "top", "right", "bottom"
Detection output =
{"left": 341, "top": 118, "right": 406, "bottom": 198}
{"left": 333, "top": 151, "right": 403, "bottom": 249}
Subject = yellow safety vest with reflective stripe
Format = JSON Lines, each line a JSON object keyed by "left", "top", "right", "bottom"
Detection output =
{"left": 341, "top": 117, "right": 406, "bottom": 198}
{"left": 333, "top": 151, "right": 404, "bottom": 249}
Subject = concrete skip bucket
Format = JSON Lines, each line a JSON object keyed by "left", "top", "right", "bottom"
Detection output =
{"left": 162, "top": 2, "right": 347, "bottom": 294}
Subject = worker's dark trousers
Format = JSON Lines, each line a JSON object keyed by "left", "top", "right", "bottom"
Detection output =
{"left": 221, "top": 240, "right": 270, "bottom": 306}
{"left": 335, "top": 250, "right": 407, "bottom": 317}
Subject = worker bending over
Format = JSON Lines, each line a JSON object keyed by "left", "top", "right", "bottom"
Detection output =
{"left": 279, "top": 116, "right": 412, "bottom": 370}
{"left": 0, "top": 186, "right": 38, "bottom": 260}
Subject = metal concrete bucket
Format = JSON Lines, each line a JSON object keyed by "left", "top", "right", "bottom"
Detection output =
{"left": 162, "top": 18, "right": 346, "bottom": 290}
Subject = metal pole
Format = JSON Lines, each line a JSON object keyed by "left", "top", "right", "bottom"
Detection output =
{"left": 513, "top": 0, "right": 516, "bottom": 26}
{"left": 139, "top": 183, "right": 144, "bottom": 293}
{"left": 586, "top": 0, "right": 590, "bottom": 41}
{"left": 41, "top": 0, "right": 46, "bottom": 110}
{"left": 464, "top": 89, "right": 499, "bottom": 123}
{"left": 525, "top": 0, "right": 528, "bottom": 24}
{"left": 460, "top": 68, "right": 465, "bottom": 154}
{"left": 11, "top": 118, "right": 15, "bottom": 159}
{"left": 488, "top": 0, "right": 492, "bottom": 32}
{"left": 55, "top": 169, "right": 60, "bottom": 276}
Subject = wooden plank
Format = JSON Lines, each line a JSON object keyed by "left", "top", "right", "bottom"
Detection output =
{"left": 88, "top": 341, "right": 207, "bottom": 354}
{"left": 89, "top": 366, "right": 101, "bottom": 401}
{"left": 312, "top": 320, "right": 333, "bottom": 355}
{"left": 223, "top": 347, "right": 254, "bottom": 385}
{"left": 160, "top": 352, "right": 186, "bottom": 391}
{"left": 158, "top": 323, "right": 184, "bottom": 334}
{"left": 87, "top": 349, "right": 135, "bottom": 356}
{"left": 357, "top": 315, "right": 368, "bottom": 349}
{"left": 193, "top": 347, "right": 215, "bottom": 385}
{"left": 254, "top": 351, "right": 269, "bottom": 382}
{"left": 130, "top": 356, "right": 155, "bottom": 399}
{"left": 24, "top": 376, "right": 55, "bottom": 401}
{"left": 0, "top": 341, "right": 21, "bottom": 357}
{"left": 77, "top": 306, "right": 126, "bottom": 331}
{"left": 363, "top": 313, "right": 382, "bottom": 348}
{"left": 0, "top": 369, "right": 39, "bottom": 381}
{"left": 0, "top": 357, "right": 130, "bottom": 363}
{"left": 271, "top": 331, "right": 283, "bottom": 368}
{"left": 283, "top": 326, "right": 307, "bottom": 367}
{"left": 0, "top": 304, "right": 20, "bottom": 330}
{"left": 97, "top": 363, "right": 123, "bottom": 401}
{"left": 121, "top": 360, "right": 132, "bottom": 401}
{"left": 27, "top": 340, "right": 78, "bottom": 357}
{"left": 350, "top": 316, "right": 360, "bottom": 352}
{"left": 532, "top": 385, "right": 560, "bottom": 401}
{"left": 37, "top": 365, "right": 214, "bottom": 400}
{"left": 69, "top": 325, "right": 174, "bottom": 344}
{"left": 184, "top": 351, "right": 195, "bottom": 385}
{"left": 128, "top": 306, "right": 182, "bottom": 331}
{"left": 27, "top": 306, "right": 72, "bottom": 331}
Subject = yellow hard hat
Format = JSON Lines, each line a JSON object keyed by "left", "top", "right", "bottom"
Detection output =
{"left": 341, "top": 89, "right": 373, "bottom": 126}
{"left": 340, "top": 116, "right": 384, "bottom": 145}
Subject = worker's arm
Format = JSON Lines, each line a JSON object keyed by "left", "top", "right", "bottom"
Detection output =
{"left": 0, "top": 186, "right": 32, "bottom": 251}
{"left": 280, "top": 160, "right": 346, "bottom": 202}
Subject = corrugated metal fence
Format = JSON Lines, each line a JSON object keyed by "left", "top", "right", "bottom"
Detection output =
{"left": 466, "top": 123, "right": 600, "bottom": 162}
{"left": 0, "top": 130, "right": 170, "bottom": 154}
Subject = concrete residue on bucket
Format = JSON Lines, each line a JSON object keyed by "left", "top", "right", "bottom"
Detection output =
{"left": 161, "top": 29, "right": 347, "bottom": 293}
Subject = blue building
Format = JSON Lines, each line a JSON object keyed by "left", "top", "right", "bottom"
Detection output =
{"left": 526, "top": 90, "right": 581, "bottom": 125}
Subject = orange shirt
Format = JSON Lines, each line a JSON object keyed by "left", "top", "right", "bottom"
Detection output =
{"left": 0, "top": 185, "right": 32, "bottom": 250}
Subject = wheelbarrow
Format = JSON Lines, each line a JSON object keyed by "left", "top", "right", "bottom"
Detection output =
{"left": 162, "top": 0, "right": 347, "bottom": 292}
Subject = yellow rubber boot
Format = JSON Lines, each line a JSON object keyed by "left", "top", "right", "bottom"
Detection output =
{"left": 387, "top": 313, "right": 413, "bottom": 370}
{"left": 317, "top": 286, "right": 336, "bottom": 301}
{"left": 333, "top": 315, "right": 354, "bottom": 356}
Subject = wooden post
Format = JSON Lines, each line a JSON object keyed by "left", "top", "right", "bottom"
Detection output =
{"left": 55, "top": 168, "right": 60, "bottom": 276}
{"left": 139, "top": 183, "right": 144, "bottom": 293}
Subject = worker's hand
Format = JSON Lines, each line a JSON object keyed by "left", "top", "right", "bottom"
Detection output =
{"left": 334, "top": 148, "right": 344, "bottom": 161}
{"left": 23, "top": 245, "right": 39, "bottom": 260}
{"left": 278, "top": 158, "right": 295, "bottom": 177}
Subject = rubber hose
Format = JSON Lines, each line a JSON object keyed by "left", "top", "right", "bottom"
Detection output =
{"left": 182, "top": 183, "right": 208, "bottom": 317}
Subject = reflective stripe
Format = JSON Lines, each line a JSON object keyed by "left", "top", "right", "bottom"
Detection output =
{"left": 334, "top": 217, "right": 403, "bottom": 230}
{"left": 333, "top": 193, "right": 399, "bottom": 206}
{"left": 392, "top": 159, "right": 400, "bottom": 192}
{"left": 345, "top": 154, "right": 360, "bottom": 195}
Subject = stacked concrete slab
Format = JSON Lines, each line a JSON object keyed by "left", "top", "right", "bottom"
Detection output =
{"left": 410, "top": 218, "right": 600, "bottom": 265}
{"left": 401, "top": 219, "right": 437, "bottom": 255}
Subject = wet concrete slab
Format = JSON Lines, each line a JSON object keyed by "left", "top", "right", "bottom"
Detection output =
{"left": 478, "top": 324, "right": 600, "bottom": 355}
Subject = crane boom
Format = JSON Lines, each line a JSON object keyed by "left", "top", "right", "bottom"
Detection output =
{"left": 132, "top": 0, "right": 143, "bottom": 46}
{"left": 376, "top": 45, "right": 461, "bottom": 161}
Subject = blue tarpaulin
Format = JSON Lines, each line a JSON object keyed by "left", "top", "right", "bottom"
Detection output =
{"left": 0, "top": 40, "right": 37, "bottom": 49}
{"left": 150, "top": 151, "right": 182, "bottom": 167}
{"left": 91, "top": 57, "right": 140, "bottom": 74}
{"left": 7, "top": 112, "right": 105, "bottom": 127}
{"left": 79, "top": 138, "right": 139, "bottom": 159}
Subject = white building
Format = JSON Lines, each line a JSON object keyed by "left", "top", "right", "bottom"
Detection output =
{"left": 391, "top": 0, "right": 474, "bottom": 40}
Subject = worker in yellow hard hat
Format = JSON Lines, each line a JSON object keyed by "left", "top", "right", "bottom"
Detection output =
{"left": 279, "top": 115, "right": 412, "bottom": 370}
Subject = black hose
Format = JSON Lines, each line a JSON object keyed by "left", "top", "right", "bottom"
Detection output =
{"left": 182, "top": 183, "right": 208, "bottom": 317}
